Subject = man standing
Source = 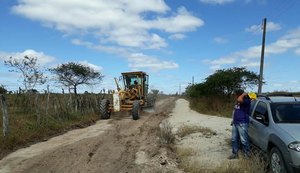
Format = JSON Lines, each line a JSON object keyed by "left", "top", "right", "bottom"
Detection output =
{"left": 228, "top": 89, "right": 251, "bottom": 159}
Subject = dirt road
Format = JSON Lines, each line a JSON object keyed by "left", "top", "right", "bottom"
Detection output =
{"left": 0, "top": 97, "right": 181, "bottom": 173}
{"left": 0, "top": 97, "right": 233, "bottom": 173}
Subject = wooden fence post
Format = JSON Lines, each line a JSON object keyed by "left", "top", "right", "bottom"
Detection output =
{"left": 35, "top": 93, "right": 40, "bottom": 125}
{"left": 45, "top": 85, "right": 50, "bottom": 124}
{"left": 0, "top": 94, "right": 9, "bottom": 137}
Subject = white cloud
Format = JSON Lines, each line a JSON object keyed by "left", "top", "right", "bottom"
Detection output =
{"left": 210, "top": 56, "right": 236, "bottom": 65}
{"left": 169, "top": 33, "right": 186, "bottom": 40}
{"left": 72, "top": 38, "right": 178, "bottom": 72}
{"left": 206, "top": 28, "right": 300, "bottom": 70}
{"left": 128, "top": 53, "right": 178, "bottom": 71}
{"left": 245, "top": 21, "right": 281, "bottom": 34}
{"left": 209, "top": 65, "right": 221, "bottom": 70}
{"left": 0, "top": 49, "right": 56, "bottom": 65}
{"left": 290, "top": 80, "right": 299, "bottom": 84}
{"left": 199, "top": 0, "right": 234, "bottom": 5}
{"left": 295, "top": 48, "right": 300, "bottom": 55}
{"left": 79, "top": 60, "right": 103, "bottom": 72}
{"left": 12, "top": 1, "right": 203, "bottom": 50}
{"left": 71, "top": 39, "right": 130, "bottom": 55}
{"left": 147, "top": 7, "right": 204, "bottom": 33}
{"left": 213, "top": 37, "right": 228, "bottom": 44}
{"left": 273, "top": 83, "right": 283, "bottom": 87}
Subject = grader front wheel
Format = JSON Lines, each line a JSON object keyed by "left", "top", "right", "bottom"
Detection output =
{"left": 132, "top": 100, "right": 140, "bottom": 120}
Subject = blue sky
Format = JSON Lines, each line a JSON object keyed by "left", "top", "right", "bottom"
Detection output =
{"left": 1, "top": 0, "right": 300, "bottom": 94}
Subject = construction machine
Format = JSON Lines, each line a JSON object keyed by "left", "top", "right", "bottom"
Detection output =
{"left": 100, "top": 71, "right": 155, "bottom": 120}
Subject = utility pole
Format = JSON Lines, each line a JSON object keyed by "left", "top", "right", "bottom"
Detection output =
{"left": 192, "top": 76, "right": 194, "bottom": 85}
{"left": 258, "top": 18, "right": 267, "bottom": 94}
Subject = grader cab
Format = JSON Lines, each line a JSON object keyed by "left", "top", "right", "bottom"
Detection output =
{"left": 100, "top": 71, "right": 155, "bottom": 120}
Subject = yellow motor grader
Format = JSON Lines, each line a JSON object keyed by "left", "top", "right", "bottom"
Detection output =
{"left": 100, "top": 71, "right": 155, "bottom": 120}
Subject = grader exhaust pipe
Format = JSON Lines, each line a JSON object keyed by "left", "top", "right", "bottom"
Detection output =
{"left": 114, "top": 77, "right": 121, "bottom": 91}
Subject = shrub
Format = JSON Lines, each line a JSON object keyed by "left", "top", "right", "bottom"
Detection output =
{"left": 177, "top": 125, "right": 216, "bottom": 138}
{"left": 157, "top": 120, "right": 175, "bottom": 145}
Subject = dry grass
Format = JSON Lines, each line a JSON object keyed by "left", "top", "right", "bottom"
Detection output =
{"left": 175, "top": 125, "right": 266, "bottom": 173}
{"left": 176, "top": 146, "right": 267, "bottom": 173}
{"left": 177, "top": 125, "right": 217, "bottom": 138}
{"left": 213, "top": 154, "right": 267, "bottom": 173}
{"left": 189, "top": 97, "right": 234, "bottom": 118}
{"left": 176, "top": 147, "right": 202, "bottom": 173}
{"left": 0, "top": 93, "right": 105, "bottom": 159}
{"left": 157, "top": 120, "right": 175, "bottom": 145}
{"left": 177, "top": 147, "right": 195, "bottom": 158}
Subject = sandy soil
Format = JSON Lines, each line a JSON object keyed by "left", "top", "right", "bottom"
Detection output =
{"left": 167, "top": 99, "right": 233, "bottom": 170}
{"left": 0, "top": 97, "right": 233, "bottom": 173}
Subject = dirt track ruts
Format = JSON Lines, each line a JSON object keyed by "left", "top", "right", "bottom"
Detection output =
{"left": 0, "top": 96, "right": 180, "bottom": 173}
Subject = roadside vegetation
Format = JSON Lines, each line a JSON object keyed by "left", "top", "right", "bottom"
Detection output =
{"left": 0, "top": 56, "right": 165, "bottom": 161}
{"left": 185, "top": 66, "right": 300, "bottom": 117}
{"left": 177, "top": 150, "right": 266, "bottom": 173}
{"left": 185, "top": 67, "right": 259, "bottom": 117}
{"left": 0, "top": 56, "right": 108, "bottom": 159}
{"left": 0, "top": 92, "right": 107, "bottom": 159}
{"left": 158, "top": 122, "right": 267, "bottom": 173}
{"left": 177, "top": 125, "right": 216, "bottom": 138}
{"left": 181, "top": 67, "right": 300, "bottom": 172}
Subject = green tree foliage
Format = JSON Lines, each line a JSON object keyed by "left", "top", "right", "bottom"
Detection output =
{"left": 4, "top": 56, "right": 46, "bottom": 92}
{"left": 186, "top": 67, "right": 259, "bottom": 98}
{"left": 50, "top": 62, "right": 104, "bottom": 95}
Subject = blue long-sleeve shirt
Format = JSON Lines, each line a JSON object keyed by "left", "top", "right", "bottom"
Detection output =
{"left": 233, "top": 97, "right": 251, "bottom": 124}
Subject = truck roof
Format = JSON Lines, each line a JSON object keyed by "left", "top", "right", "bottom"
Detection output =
{"left": 121, "top": 71, "right": 147, "bottom": 75}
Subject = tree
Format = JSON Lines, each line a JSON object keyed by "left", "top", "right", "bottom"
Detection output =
{"left": 151, "top": 89, "right": 159, "bottom": 95}
{"left": 0, "top": 85, "right": 7, "bottom": 94}
{"left": 186, "top": 67, "right": 260, "bottom": 98}
{"left": 50, "top": 62, "right": 104, "bottom": 95}
{"left": 4, "top": 56, "right": 46, "bottom": 92}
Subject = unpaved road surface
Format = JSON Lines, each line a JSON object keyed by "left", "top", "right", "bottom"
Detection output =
{"left": 0, "top": 97, "right": 181, "bottom": 173}
{"left": 0, "top": 98, "right": 233, "bottom": 173}
{"left": 167, "top": 99, "right": 232, "bottom": 170}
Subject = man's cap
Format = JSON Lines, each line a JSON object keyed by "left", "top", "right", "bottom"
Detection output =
{"left": 248, "top": 92, "right": 257, "bottom": 100}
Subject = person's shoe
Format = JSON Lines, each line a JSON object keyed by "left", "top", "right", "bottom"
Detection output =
{"left": 228, "top": 154, "right": 238, "bottom": 160}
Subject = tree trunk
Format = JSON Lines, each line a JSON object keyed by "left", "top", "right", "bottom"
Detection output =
{"left": 45, "top": 86, "right": 50, "bottom": 124}
{"left": 74, "top": 85, "right": 77, "bottom": 95}
{"left": 0, "top": 94, "right": 9, "bottom": 137}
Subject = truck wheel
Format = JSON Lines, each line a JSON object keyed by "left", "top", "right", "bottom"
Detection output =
{"left": 100, "top": 99, "right": 111, "bottom": 119}
{"left": 132, "top": 100, "right": 140, "bottom": 120}
{"left": 269, "top": 147, "right": 287, "bottom": 173}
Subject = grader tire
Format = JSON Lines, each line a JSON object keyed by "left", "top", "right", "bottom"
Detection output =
{"left": 132, "top": 100, "right": 140, "bottom": 120}
{"left": 100, "top": 99, "right": 111, "bottom": 119}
